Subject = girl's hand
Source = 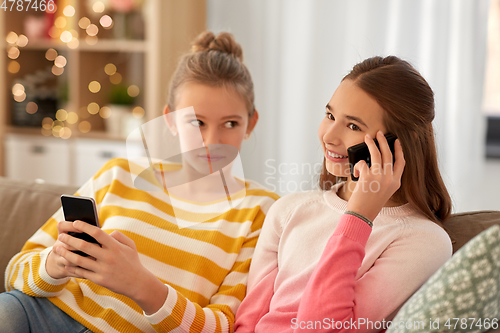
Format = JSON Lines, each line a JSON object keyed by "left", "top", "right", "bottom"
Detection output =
{"left": 346, "top": 131, "right": 405, "bottom": 222}
{"left": 55, "top": 220, "right": 168, "bottom": 314}
{"left": 46, "top": 221, "right": 84, "bottom": 279}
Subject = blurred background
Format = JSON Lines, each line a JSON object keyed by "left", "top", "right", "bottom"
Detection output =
{"left": 0, "top": 0, "right": 498, "bottom": 213}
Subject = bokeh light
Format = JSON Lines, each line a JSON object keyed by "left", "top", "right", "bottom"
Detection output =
{"left": 66, "top": 112, "right": 79, "bottom": 124}
{"left": 45, "top": 48, "right": 58, "bottom": 61}
{"left": 16, "top": 35, "right": 28, "bottom": 47}
{"left": 110, "top": 73, "right": 122, "bottom": 84}
{"left": 54, "top": 55, "right": 67, "bottom": 68}
{"left": 86, "top": 24, "right": 99, "bottom": 37}
{"left": 104, "top": 63, "right": 117, "bottom": 76}
{"left": 99, "top": 15, "right": 113, "bottom": 28}
{"left": 6, "top": 31, "right": 18, "bottom": 44}
{"left": 26, "top": 102, "right": 38, "bottom": 114}
{"left": 99, "top": 106, "right": 111, "bottom": 118}
{"left": 63, "top": 5, "right": 75, "bottom": 17}
{"left": 79, "top": 121, "right": 91, "bottom": 133}
{"left": 56, "top": 109, "right": 68, "bottom": 121}
{"left": 79, "top": 17, "right": 91, "bottom": 29}
{"left": 92, "top": 1, "right": 105, "bottom": 13}
{"left": 87, "top": 102, "right": 100, "bottom": 114}
{"left": 60, "top": 30, "right": 73, "bottom": 43}
{"left": 8, "top": 61, "right": 20, "bottom": 73}
{"left": 127, "top": 85, "right": 140, "bottom": 97}
{"left": 54, "top": 16, "right": 67, "bottom": 29}
{"left": 7, "top": 47, "right": 20, "bottom": 59}
{"left": 132, "top": 106, "right": 145, "bottom": 118}
{"left": 51, "top": 65, "right": 64, "bottom": 76}
{"left": 88, "top": 81, "right": 101, "bottom": 93}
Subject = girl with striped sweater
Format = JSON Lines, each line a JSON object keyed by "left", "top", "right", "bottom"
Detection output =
{"left": 2, "top": 31, "right": 278, "bottom": 333}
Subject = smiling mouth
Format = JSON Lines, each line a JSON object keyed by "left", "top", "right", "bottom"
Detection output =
{"left": 327, "top": 151, "right": 348, "bottom": 159}
{"left": 198, "top": 155, "right": 225, "bottom": 161}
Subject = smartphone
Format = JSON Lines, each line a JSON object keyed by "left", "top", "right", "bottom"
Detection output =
{"left": 61, "top": 194, "right": 101, "bottom": 257}
{"left": 347, "top": 133, "right": 398, "bottom": 181}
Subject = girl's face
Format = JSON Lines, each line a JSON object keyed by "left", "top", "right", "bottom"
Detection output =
{"left": 318, "top": 79, "right": 387, "bottom": 178}
{"left": 165, "top": 82, "right": 257, "bottom": 173}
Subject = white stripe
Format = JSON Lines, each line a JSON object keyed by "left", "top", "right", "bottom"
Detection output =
{"left": 216, "top": 311, "right": 230, "bottom": 333}
{"left": 201, "top": 307, "right": 217, "bottom": 332}
{"left": 210, "top": 294, "right": 241, "bottom": 315}
{"left": 28, "top": 229, "right": 56, "bottom": 248}
{"left": 77, "top": 282, "right": 156, "bottom": 332}
{"left": 57, "top": 289, "right": 128, "bottom": 333}
{"left": 138, "top": 254, "right": 218, "bottom": 298}
{"left": 102, "top": 215, "right": 240, "bottom": 269}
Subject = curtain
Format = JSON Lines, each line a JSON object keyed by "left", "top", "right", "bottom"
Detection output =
{"left": 207, "top": 0, "right": 490, "bottom": 213}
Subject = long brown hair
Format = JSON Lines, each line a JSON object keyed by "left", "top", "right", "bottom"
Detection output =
{"left": 320, "top": 56, "right": 452, "bottom": 224}
{"left": 167, "top": 31, "right": 255, "bottom": 116}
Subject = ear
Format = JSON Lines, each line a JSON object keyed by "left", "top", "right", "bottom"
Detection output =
{"left": 246, "top": 110, "right": 259, "bottom": 135}
{"left": 163, "top": 105, "right": 177, "bottom": 136}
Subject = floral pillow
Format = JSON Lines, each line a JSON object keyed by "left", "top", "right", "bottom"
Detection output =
{"left": 386, "top": 225, "right": 500, "bottom": 333}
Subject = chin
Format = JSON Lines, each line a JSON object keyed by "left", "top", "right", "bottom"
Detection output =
{"left": 325, "top": 162, "right": 350, "bottom": 178}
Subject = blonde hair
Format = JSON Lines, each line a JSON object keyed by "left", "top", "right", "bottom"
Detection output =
{"left": 168, "top": 31, "right": 255, "bottom": 116}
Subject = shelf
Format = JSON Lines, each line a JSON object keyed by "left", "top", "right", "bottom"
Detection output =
{"left": 21, "top": 39, "right": 147, "bottom": 53}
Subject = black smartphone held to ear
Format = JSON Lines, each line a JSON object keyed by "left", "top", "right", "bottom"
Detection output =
{"left": 61, "top": 194, "right": 101, "bottom": 257}
{"left": 347, "top": 133, "right": 398, "bottom": 182}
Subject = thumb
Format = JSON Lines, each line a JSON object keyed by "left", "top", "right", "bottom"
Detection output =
{"left": 110, "top": 231, "right": 136, "bottom": 250}
{"left": 353, "top": 160, "right": 367, "bottom": 179}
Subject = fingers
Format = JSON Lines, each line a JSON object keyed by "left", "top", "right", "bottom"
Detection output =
{"left": 58, "top": 232, "right": 102, "bottom": 260}
{"left": 54, "top": 240, "right": 98, "bottom": 273}
{"left": 376, "top": 131, "right": 393, "bottom": 168}
{"left": 72, "top": 220, "right": 108, "bottom": 247}
{"left": 110, "top": 231, "right": 137, "bottom": 250}
{"left": 393, "top": 139, "right": 406, "bottom": 179}
{"left": 57, "top": 221, "right": 81, "bottom": 235}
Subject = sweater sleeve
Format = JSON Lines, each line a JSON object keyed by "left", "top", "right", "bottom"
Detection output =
{"left": 294, "top": 213, "right": 371, "bottom": 333}
{"left": 144, "top": 202, "right": 277, "bottom": 333}
{"left": 234, "top": 199, "right": 285, "bottom": 333}
{"left": 4, "top": 177, "right": 96, "bottom": 296}
{"left": 294, "top": 214, "right": 452, "bottom": 333}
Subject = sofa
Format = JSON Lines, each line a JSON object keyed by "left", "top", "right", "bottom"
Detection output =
{"left": 1, "top": 176, "right": 499, "bottom": 332}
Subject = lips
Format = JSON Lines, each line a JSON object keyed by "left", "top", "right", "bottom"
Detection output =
{"left": 198, "top": 155, "right": 225, "bottom": 162}
{"left": 326, "top": 150, "right": 348, "bottom": 161}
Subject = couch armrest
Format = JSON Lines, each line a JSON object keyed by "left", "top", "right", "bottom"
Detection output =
{"left": 0, "top": 177, "right": 78, "bottom": 293}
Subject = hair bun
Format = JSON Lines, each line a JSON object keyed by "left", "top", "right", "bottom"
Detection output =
{"left": 191, "top": 31, "right": 243, "bottom": 61}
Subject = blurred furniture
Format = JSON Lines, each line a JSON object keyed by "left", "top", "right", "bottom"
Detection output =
{"left": 0, "top": 0, "right": 207, "bottom": 176}
{"left": 486, "top": 115, "right": 500, "bottom": 158}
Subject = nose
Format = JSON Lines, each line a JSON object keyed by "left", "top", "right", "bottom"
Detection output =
{"left": 203, "top": 128, "right": 221, "bottom": 146}
{"left": 322, "top": 120, "right": 342, "bottom": 146}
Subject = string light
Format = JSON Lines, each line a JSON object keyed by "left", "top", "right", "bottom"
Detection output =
{"left": 88, "top": 81, "right": 101, "bottom": 93}
{"left": 132, "top": 106, "right": 145, "bottom": 118}
{"left": 26, "top": 102, "right": 38, "bottom": 114}
{"left": 8, "top": 61, "right": 20, "bottom": 73}
{"left": 63, "top": 5, "right": 75, "bottom": 17}
{"left": 127, "top": 85, "right": 140, "bottom": 97}
{"left": 79, "top": 121, "right": 91, "bottom": 133}
{"left": 45, "top": 48, "right": 58, "bottom": 61}
{"left": 78, "top": 17, "right": 91, "bottom": 29}
{"left": 104, "top": 63, "right": 117, "bottom": 76}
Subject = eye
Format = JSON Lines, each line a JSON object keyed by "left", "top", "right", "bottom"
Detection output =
{"left": 224, "top": 121, "right": 238, "bottom": 128}
{"left": 189, "top": 119, "right": 203, "bottom": 127}
{"left": 348, "top": 123, "right": 361, "bottom": 131}
{"left": 325, "top": 112, "right": 334, "bottom": 120}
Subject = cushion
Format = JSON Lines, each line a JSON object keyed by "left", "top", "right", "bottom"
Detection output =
{"left": 0, "top": 177, "right": 78, "bottom": 293}
{"left": 386, "top": 225, "right": 500, "bottom": 333}
{"left": 445, "top": 211, "right": 500, "bottom": 253}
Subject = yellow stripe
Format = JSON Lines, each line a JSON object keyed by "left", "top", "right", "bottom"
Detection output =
{"left": 77, "top": 280, "right": 143, "bottom": 312}
{"left": 49, "top": 292, "right": 144, "bottom": 333}
{"left": 30, "top": 253, "right": 66, "bottom": 293}
{"left": 159, "top": 289, "right": 187, "bottom": 331}
{"left": 22, "top": 262, "right": 35, "bottom": 296}
{"left": 189, "top": 303, "right": 206, "bottom": 333}
{"left": 217, "top": 284, "right": 246, "bottom": 302}
{"left": 117, "top": 230, "right": 230, "bottom": 286}
{"left": 100, "top": 205, "right": 249, "bottom": 254}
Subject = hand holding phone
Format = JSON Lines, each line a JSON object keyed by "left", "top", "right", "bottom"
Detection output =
{"left": 61, "top": 194, "right": 101, "bottom": 257}
{"left": 347, "top": 133, "right": 397, "bottom": 181}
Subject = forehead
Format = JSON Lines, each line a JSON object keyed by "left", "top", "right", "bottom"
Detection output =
{"left": 175, "top": 82, "right": 247, "bottom": 117}
{"left": 329, "top": 79, "right": 386, "bottom": 129}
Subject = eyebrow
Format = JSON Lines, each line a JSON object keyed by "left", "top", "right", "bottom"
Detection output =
{"left": 325, "top": 104, "right": 368, "bottom": 128}
{"left": 183, "top": 114, "right": 244, "bottom": 121}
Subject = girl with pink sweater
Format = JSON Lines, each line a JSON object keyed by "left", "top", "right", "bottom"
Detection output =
{"left": 234, "top": 56, "right": 453, "bottom": 333}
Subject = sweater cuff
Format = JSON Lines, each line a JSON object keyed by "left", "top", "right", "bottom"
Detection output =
{"left": 37, "top": 247, "right": 71, "bottom": 289}
{"left": 144, "top": 284, "right": 179, "bottom": 325}
{"left": 333, "top": 214, "right": 372, "bottom": 246}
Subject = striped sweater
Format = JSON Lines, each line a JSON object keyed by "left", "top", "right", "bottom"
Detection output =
{"left": 5, "top": 158, "right": 279, "bottom": 333}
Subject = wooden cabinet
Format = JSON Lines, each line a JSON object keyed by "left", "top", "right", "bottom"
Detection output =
{"left": 5, "top": 133, "right": 145, "bottom": 187}
{"left": 0, "top": 0, "right": 206, "bottom": 177}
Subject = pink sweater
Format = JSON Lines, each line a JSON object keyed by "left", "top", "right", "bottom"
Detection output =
{"left": 235, "top": 182, "right": 452, "bottom": 333}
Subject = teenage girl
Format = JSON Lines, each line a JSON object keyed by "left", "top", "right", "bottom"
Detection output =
{"left": 2, "top": 31, "right": 279, "bottom": 333}
{"left": 235, "top": 56, "right": 452, "bottom": 333}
